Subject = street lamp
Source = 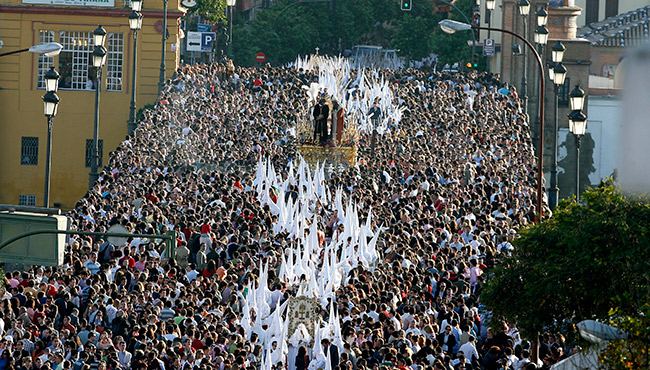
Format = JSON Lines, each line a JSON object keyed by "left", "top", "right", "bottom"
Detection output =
{"left": 42, "top": 67, "right": 60, "bottom": 208}
{"left": 0, "top": 42, "right": 63, "bottom": 58}
{"left": 549, "top": 61, "right": 567, "bottom": 210}
{"left": 159, "top": 0, "right": 168, "bottom": 95}
{"left": 536, "top": 7, "right": 548, "bottom": 27}
{"left": 568, "top": 107, "right": 587, "bottom": 202}
{"left": 226, "top": 0, "right": 236, "bottom": 58}
{"left": 128, "top": 8, "right": 143, "bottom": 135}
{"left": 548, "top": 61, "right": 556, "bottom": 81}
{"left": 534, "top": 25, "right": 549, "bottom": 45}
{"left": 552, "top": 41, "right": 566, "bottom": 64}
{"left": 485, "top": 0, "right": 496, "bottom": 73}
{"left": 440, "top": 18, "right": 547, "bottom": 220}
{"left": 89, "top": 25, "right": 107, "bottom": 189}
{"left": 569, "top": 84, "right": 585, "bottom": 111}
{"left": 519, "top": 0, "right": 530, "bottom": 116}
{"left": 518, "top": 0, "right": 530, "bottom": 16}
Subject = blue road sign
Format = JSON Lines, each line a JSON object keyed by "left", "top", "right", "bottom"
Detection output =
{"left": 483, "top": 39, "right": 495, "bottom": 57}
{"left": 201, "top": 32, "right": 216, "bottom": 52}
{"left": 197, "top": 23, "right": 212, "bottom": 33}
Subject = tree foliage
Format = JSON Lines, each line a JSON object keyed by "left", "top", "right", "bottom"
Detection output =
{"left": 231, "top": 0, "right": 474, "bottom": 66}
{"left": 481, "top": 181, "right": 650, "bottom": 340}
{"left": 187, "top": 0, "right": 228, "bottom": 24}
{"left": 598, "top": 305, "right": 650, "bottom": 370}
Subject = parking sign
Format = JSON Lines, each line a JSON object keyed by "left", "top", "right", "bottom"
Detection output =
{"left": 201, "top": 32, "right": 216, "bottom": 52}
{"left": 483, "top": 39, "right": 495, "bottom": 56}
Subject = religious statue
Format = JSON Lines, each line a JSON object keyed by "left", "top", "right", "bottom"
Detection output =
{"left": 313, "top": 98, "right": 330, "bottom": 144}
{"left": 331, "top": 99, "right": 345, "bottom": 144}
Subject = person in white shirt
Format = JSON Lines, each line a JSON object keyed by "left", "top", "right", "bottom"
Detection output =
{"left": 459, "top": 335, "right": 479, "bottom": 365}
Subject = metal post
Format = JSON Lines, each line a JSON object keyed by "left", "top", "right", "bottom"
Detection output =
{"left": 486, "top": 9, "right": 491, "bottom": 73}
{"left": 576, "top": 135, "right": 581, "bottom": 202}
{"left": 473, "top": 25, "right": 546, "bottom": 220}
{"left": 128, "top": 29, "right": 139, "bottom": 135}
{"left": 158, "top": 0, "right": 168, "bottom": 96}
{"left": 89, "top": 68, "right": 101, "bottom": 189}
{"left": 522, "top": 16, "right": 528, "bottom": 116}
{"left": 228, "top": 5, "right": 233, "bottom": 57}
{"left": 44, "top": 116, "right": 53, "bottom": 208}
{"left": 550, "top": 84, "right": 559, "bottom": 210}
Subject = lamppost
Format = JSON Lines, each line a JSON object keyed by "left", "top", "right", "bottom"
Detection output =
{"left": 485, "top": 0, "right": 495, "bottom": 73}
{"left": 89, "top": 25, "right": 107, "bottom": 189}
{"left": 549, "top": 41, "right": 566, "bottom": 210}
{"left": 568, "top": 85, "right": 587, "bottom": 201}
{"left": 226, "top": 0, "right": 236, "bottom": 58}
{"left": 440, "top": 19, "right": 546, "bottom": 220}
{"left": 435, "top": 0, "right": 478, "bottom": 67}
{"left": 128, "top": 0, "right": 143, "bottom": 136}
{"left": 158, "top": 0, "right": 168, "bottom": 95}
{"left": 518, "top": 0, "right": 530, "bottom": 116}
{"left": 42, "top": 67, "right": 60, "bottom": 208}
{"left": 0, "top": 42, "right": 63, "bottom": 58}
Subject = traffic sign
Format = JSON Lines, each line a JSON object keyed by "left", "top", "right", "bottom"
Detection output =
{"left": 201, "top": 32, "right": 216, "bottom": 52}
{"left": 197, "top": 23, "right": 212, "bottom": 33}
{"left": 483, "top": 39, "right": 495, "bottom": 56}
{"left": 187, "top": 32, "right": 202, "bottom": 52}
{"left": 256, "top": 52, "right": 266, "bottom": 63}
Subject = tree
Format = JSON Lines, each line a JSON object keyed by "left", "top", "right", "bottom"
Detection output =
{"left": 481, "top": 181, "right": 650, "bottom": 343}
{"left": 187, "top": 0, "right": 227, "bottom": 24}
{"left": 231, "top": 0, "right": 476, "bottom": 67}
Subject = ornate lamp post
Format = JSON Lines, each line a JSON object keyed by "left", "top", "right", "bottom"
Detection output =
{"left": 485, "top": 0, "right": 495, "bottom": 73}
{"left": 42, "top": 67, "right": 60, "bottom": 208}
{"left": 568, "top": 85, "right": 587, "bottom": 201}
{"left": 518, "top": 0, "right": 530, "bottom": 116}
{"left": 226, "top": 0, "right": 236, "bottom": 58}
{"left": 159, "top": 0, "right": 168, "bottom": 95}
{"left": 128, "top": 3, "right": 143, "bottom": 135}
{"left": 440, "top": 19, "right": 547, "bottom": 220}
{"left": 549, "top": 42, "right": 566, "bottom": 210}
{"left": 89, "top": 25, "right": 107, "bottom": 189}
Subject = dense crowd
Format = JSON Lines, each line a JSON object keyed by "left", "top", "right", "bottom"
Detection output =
{"left": 0, "top": 61, "right": 563, "bottom": 370}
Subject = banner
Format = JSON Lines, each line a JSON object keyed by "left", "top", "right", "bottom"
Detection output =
{"left": 23, "top": 0, "right": 115, "bottom": 7}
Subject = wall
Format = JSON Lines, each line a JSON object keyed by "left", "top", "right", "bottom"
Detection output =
{"left": 574, "top": 0, "right": 649, "bottom": 27}
{"left": 0, "top": 1, "right": 183, "bottom": 208}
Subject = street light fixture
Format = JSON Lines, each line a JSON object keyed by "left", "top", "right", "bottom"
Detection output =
{"left": 486, "top": 0, "right": 495, "bottom": 11}
{"left": 548, "top": 61, "right": 556, "bottom": 82}
{"left": 0, "top": 42, "right": 63, "bottom": 58}
{"left": 42, "top": 67, "right": 60, "bottom": 208}
{"left": 439, "top": 18, "right": 547, "bottom": 221}
{"left": 552, "top": 41, "right": 566, "bottom": 63}
{"left": 518, "top": 0, "right": 530, "bottom": 16}
{"left": 128, "top": 8, "right": 144, "bottom": 135}
{"left": 534, "top": 25, "right": 549, "bottom": 45}
{"left": 536, "top": 7, "right": 548, "bottom": 27}
{"left": 569, "top": 85, "right": 585, "bottom": 111}
{"left": 93, "top": 25, "right": 107, "bottom": 47}
{"left": 553, "top": 63, "right": 567, "bottom": 85}
{"left": 89, "top": 25, "right": 107, "bottom": 189}
{"left": 568, "top": 108, "right": 588, "bottom": 201}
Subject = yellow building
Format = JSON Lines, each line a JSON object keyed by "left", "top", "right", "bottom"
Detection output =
{"left": 0, "top": 0, "right": 184, "bottom": 208}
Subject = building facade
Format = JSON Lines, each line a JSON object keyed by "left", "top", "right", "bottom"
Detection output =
{"left": 0, "top": 0, "right": 184, "bottom": 208}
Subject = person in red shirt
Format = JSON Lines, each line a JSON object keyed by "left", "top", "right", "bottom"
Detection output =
{"left": 119, "top": 247, "right": 136, "bottom": 269}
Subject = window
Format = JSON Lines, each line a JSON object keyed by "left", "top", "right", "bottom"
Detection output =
{"left": 21, "top": 137, "right": 39, "bottom": 165}
{"left": 85, "top": 139, "right": 104, "bottom": 168}
{"left": 558, "top": 78, "right": 570, "bottom": 108}
{"left": 605, "top": 0, "right": 619, "bottom": 19}
{"left": 585, "top": 0, "right": 599, "bottom": 25}
{"left": 37, "top": 30, "right": 55, "bottom": 90}
{"left": 106, "top": 33, "right": 124, "bottom": 92}
{"left": 59, "top": 31, "right": 94, "bottom": 90}
{"left": 19, "top": 195, "right": 37, "bottom": 206}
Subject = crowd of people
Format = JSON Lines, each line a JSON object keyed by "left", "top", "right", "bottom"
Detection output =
{"left": 0, "top": 60, "right": 565, "bottom": 370}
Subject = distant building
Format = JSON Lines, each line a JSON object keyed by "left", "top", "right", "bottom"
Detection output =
{"left": 0, "top": 0, "right": 183, "bottom": 208}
